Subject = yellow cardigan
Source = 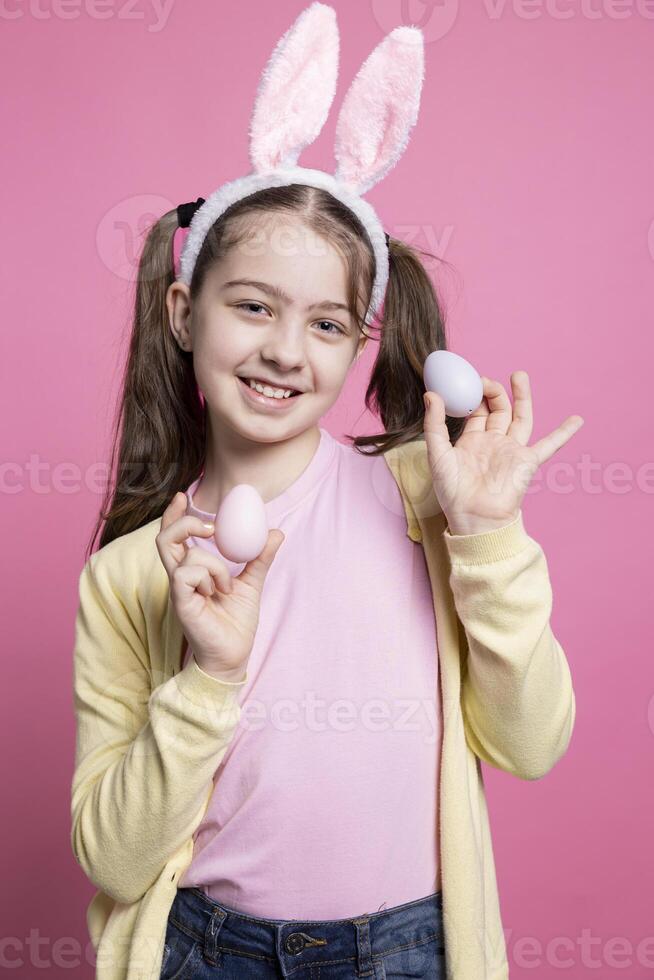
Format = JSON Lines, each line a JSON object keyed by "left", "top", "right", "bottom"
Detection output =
{"left": 70, "top": 437, "right": 575, "bottom": 980}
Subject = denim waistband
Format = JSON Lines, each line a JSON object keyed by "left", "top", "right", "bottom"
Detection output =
{"left": 168, "top": 886, "right": 443, "bottom": 974}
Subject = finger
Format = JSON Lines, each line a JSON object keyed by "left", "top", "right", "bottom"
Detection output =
{"left": 180, "top": 546, "right": 233, "bottom": 595}
{"left": 423, "top": 391, "right": 455, "bottom": 462}
{"left": 156, "top": 509, "right": 215, "bottom": 578}
{"left": 235, "top": 529, "right": 285, "bottom": 592}
{"left": 529, "top": 416, "right": 585, "bottom": 465}
{"left": 159, "top": 513, "right": 217, "bottom": 547}
{"left": 160, "top": 491, "right": 187, "bottom": 531}
{"left": 171, "top": 563, "right": 216, "bottom": 601}
{"left": 461, "top": 386, "right": 490, "bottom": 435}
{"left": 482, "top": 377, "right": 513, "bottom": 434}
{"left": 507, "top": 371, "right": 533, "bottom": 446}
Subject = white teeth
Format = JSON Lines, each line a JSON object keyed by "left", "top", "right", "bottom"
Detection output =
{"left": 245, "top": 378, "right": 296, "bottom": 399}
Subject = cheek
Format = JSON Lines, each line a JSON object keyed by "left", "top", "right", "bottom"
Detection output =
{"left": 311, "top": 340, "right": 358, "bottom": 381}
{"left": 193, "top": 322, "right": 245, "bottom": 373}
{"left": 190, "top": 339, "right": 238, "bottom": 404}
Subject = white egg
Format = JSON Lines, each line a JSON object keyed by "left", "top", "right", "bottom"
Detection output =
{"left": 214, "top": 484, "right": 269, "bottom": 563}
{"left": 423, "top": 350, "right": 484, "bottom": 418}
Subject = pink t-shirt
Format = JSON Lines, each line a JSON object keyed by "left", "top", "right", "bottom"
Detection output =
{"left": 178, "top": 426, "right": 442, "bottom": 918}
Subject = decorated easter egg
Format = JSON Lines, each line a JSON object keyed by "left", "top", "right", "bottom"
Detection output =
{"left": 423, "top": 350, "right": 484, "bottom": 418}
{"left": 214, "top": 484, "right": 269, "bottom": 563}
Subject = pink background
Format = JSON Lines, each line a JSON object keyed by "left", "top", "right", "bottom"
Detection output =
{"left": 2, "top": 1, "right": 652, "bottom": 976}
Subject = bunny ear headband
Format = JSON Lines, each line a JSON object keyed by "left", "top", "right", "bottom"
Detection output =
{"left": 175, "top": 1, "right": 425, "bottom": 328}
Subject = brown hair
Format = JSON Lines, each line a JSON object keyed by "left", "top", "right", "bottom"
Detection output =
{"left": 86, "top": 184, "right": 465, "bottom": 559}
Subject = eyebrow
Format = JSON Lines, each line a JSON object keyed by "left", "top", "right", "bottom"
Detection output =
{"left": 222, "top": 278, "right": 351, "bottom": 314}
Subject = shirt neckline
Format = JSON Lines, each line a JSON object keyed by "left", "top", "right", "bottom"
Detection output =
{"left": 185, "top": 426, "right": 337, "bottom": 528}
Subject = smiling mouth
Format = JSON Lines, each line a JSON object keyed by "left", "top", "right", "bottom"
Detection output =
{"left": 237, "top": 376, "right": 303, "bottom": 402}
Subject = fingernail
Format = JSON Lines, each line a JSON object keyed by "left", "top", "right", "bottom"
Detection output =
{"left": 202, "top": 522, "right": 215, "bottom": 531}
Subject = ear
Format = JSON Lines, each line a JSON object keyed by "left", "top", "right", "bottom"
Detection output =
{"left": 166, "top": 280, "right": 193, "bottom": 351}
{"left": 249, "top": 3, "right": 340, "bottom": 172}
{"left": 333, "top": 27, "right": 425, "bottom": 196}
{"left": 355, "top": 333, "right": 368, "bottom": 360}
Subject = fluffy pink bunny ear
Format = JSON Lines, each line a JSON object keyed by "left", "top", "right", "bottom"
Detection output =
{"left": 334, "top": 27, "right": 425, "bottom": 196}
{"left": 249, "top": 2, "right": 340, "bottom": 173}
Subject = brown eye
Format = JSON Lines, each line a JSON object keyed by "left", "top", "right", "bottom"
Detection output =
{"left": 315, "top": 320, "right": 343, "bottom": 335}
{"left": 237, "top": 303, "right": 267, "bottom": 315}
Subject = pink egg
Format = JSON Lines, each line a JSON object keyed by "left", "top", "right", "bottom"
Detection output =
{"left": 214, "top": 484, "right": 269, "bottom": 563}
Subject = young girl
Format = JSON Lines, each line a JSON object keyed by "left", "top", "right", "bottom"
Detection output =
{"left": 71, "top": 6, "right": 581, "bottom": 979}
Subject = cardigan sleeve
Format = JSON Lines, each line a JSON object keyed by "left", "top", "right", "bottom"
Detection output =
{"left": 442, "top": 510, "right": 576, "bottom": 781}
{"left": 70, "top": 552, "right": 247, "bottom": 906}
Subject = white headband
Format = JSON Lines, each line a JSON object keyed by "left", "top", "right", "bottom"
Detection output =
{"left": 176, "top": 2, "right": 425, "bottom": 328}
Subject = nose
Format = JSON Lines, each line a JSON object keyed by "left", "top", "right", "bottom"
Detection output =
{"left": 259, "top": 318, "right": 308, "bottom": 372}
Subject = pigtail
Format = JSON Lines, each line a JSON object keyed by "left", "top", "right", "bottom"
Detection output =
{"left": 349, "top": 237, "right": 466, "bottom": 455}
{"left": 85, "top": 210, "right": 205, "bottom": 559}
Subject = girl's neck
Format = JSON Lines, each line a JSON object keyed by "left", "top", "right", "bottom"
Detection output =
{"left": 192, "top": 423, "right": 322, "bottom": 514}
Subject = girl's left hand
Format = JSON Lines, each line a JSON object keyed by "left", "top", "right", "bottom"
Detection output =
{"left": 423, "top": 371, "right": 584, "bottom": 536}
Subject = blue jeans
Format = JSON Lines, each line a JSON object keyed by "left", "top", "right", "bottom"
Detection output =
{"left": 160, "top": 886, "right": 446, "bottom": 979}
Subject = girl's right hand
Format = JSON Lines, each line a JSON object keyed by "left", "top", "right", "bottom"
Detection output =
{"left": 156, "top": 491, "right": 285, "bottom": 682}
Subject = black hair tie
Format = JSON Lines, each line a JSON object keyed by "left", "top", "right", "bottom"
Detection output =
{"left": 177, "top": 198, "right": 206, "bottom": 228}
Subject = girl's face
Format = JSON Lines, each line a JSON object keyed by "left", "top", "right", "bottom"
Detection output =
{"left": 168, "top": 216, "right": 369, "bottom": 445}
